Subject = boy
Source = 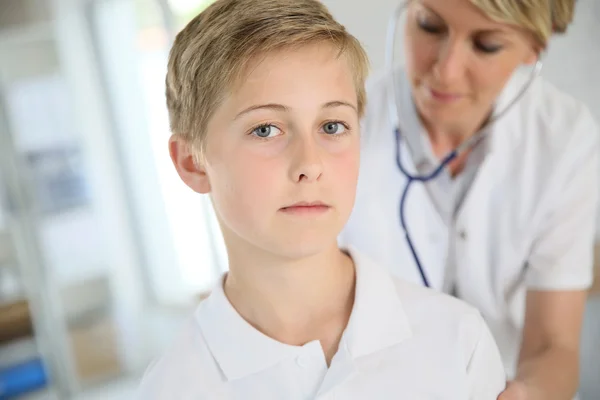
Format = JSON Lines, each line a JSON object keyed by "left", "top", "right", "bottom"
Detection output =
{"left": 137, "top": 0, "right": 506, "bottom": 398}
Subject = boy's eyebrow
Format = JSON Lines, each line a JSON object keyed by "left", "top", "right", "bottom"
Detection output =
{"left": 234, "top": 103, "right": 289, "bottom": 120}
{"left": 234, "top": 101, "right": 357, "bottom": 120}
{"left": 324, "top": 100, "right": 357, "bottom": 112}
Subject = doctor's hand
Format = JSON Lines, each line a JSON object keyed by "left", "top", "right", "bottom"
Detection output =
{"left": 497, "top": 380, "right": 528, "bottom": 400}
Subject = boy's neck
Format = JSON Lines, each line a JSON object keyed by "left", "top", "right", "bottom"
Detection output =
{"left": 223, "top": 243, "right": 355, "bottom": 364}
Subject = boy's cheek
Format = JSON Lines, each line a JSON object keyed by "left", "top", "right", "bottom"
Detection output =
{"left": 331, "top": 159, "right": 360, "bottom": 203}
{"left": 233, "top": 168, "right": 282, "bottom": 203}
{"left": 334, "top": 152, "right": 360, "bottom": 180}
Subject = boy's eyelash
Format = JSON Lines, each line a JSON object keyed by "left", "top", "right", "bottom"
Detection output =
{"left": 253, "top": 123, "right": 273, "bottom": 131}
{"left": 324, "top": 120, "right": 350, "bottom": 130}
{"left": 250, "top": 123, "right": 274, "bottom": 132}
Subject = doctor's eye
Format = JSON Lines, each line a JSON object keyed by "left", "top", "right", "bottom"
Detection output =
{"left": 321, "top": 121, "right": 348, "bottom": 136}
{"left": 474, "top": 40, "right": 503, "bottom": 54}
{"left": 415, "top": 11, "right": 445, "bottom": 35}
{"left": 417, "top": 19, "right": 444, "bottom": 35}
{"left": 250, "top": 124, "right": 283, "bottom": 139}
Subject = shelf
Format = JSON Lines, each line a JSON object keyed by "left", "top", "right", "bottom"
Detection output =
{"left": 0, "top": 295, "right": 27, "bottom": 309}
{"left": 0, "top": 298, "right": 33, "bottom": 344}
{"left": 591, "top": 243, "right": 600, "bottom": 297}
{"left": 591, "top": 271, "right": 600, "bottom": 297}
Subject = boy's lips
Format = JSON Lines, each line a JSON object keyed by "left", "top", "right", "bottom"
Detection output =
{"left": 280, "top": 201, "right": 331, "bottom": 215}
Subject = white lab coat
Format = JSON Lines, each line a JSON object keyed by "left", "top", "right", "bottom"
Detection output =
{"left": 339, "top": 68, "right": 600, "bottom": 378}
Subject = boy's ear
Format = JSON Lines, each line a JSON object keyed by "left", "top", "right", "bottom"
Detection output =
{"left": 169, "top": 135, "right": 211, "bottom": 194}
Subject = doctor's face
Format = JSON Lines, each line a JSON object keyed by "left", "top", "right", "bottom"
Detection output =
{"left": 403, "top": 0, "right": 539, "bottom": 129}
{"left": 172, "top": 43, "right": 361, "bottom": 261}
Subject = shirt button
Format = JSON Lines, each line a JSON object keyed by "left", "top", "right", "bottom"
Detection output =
{"left": 458, "top": 230, "right": 467, "bottom": 240}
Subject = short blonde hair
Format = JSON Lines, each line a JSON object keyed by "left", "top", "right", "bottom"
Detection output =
{"left": 470, "top": 0, "right": 576, "bottom": 47}
{"left": 166, "top": 0, "right": 369, "bottom": 156}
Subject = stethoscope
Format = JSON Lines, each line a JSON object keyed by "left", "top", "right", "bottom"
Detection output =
{"left": 385, "top": 1, "right": 544, "bottom": 288}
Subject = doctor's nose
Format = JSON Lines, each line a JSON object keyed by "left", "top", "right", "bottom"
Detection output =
{"left": 432, "top": 40, "right": 467, "bottom": 85}
{"left": 288, "top": 134, "right": 323, "bottom": 183}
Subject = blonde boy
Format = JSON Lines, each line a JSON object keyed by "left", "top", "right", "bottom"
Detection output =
{"left": 137, "top": 0, "right": 506, "bottom": 398}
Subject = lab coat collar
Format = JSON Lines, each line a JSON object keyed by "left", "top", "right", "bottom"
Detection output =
{"left": 195, "top": 247, "right": 413, "bottom": 381}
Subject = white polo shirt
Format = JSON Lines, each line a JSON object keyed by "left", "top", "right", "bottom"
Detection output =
{"left": 339, "top": 68, "right": 600, "bottom": 377}
{"left": 137, "top": 248, "right": 505, "bottom": 399}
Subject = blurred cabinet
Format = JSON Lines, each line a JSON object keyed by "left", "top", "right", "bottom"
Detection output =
{"left": 0, "top": 0, "right": 147, "bottom": 397}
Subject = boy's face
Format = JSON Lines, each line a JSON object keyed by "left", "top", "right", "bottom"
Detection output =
{"left": 171, "top": 43, "right": 361, "bottom": 260}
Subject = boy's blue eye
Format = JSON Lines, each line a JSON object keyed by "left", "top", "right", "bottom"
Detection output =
{"left": 322, "top": 122, "right": 346, "bottom": 135}
{"left": 255, "top": 126, "right": 271, "bottom": 137}
{"left": 252, "top": 124, "right": 281, "bottom": 138}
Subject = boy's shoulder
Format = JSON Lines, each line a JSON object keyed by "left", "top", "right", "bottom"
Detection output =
{"left": 387, "top": 272, "right": 489, "bottom": 354}
{"left": 350, "top": 247, "right": 489, "bottom": 349}
{"left": 351, "top": 247, "right": 484, "bottom": 325}
{"left": 390, "top": 275, "right": 480, "bottom": 318}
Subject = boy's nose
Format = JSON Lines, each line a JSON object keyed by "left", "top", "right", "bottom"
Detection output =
{"left": 289, "top": 135, "right": 323, "bottom": 183}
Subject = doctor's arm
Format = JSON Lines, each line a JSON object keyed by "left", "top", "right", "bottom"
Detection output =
{"left": 501, "top": 290, "right": 587, "bottom": 400}
{"left": 500, "top": 111, "right": 600, "bottom": 400}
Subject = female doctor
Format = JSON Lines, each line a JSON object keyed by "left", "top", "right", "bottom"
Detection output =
{"left": 339, "top": 0, "right": 600, "bottom": 399}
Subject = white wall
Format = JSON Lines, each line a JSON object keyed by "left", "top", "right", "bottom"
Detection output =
{"left": 90, "top": 0, "right": 226, "bottom": 304}
{"left": 541, "top": 0, "right": 600, "bottom": 123}
{"left": 322, "top": 0, "right": 398, "bottom": 73}
{"left": 90, "top": 0, "right": 185, "bottom": 305}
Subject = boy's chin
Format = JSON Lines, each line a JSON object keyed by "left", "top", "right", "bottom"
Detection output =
{"left": 264, "top": 235, "right": 340, "bottom": 261}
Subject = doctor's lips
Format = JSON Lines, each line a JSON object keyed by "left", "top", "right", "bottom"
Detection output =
{"left": 427, "top": 86, "right": 463, "bottom": 103}
{"left": 279, "top": 201, "right": 331, "bottom": 215}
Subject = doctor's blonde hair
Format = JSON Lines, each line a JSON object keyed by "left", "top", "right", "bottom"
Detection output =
{"left": 165, "top": 0, "right": 369, "bottom": 159}
{"left": 470, "top": 0, "right": 576, "bottom": 47}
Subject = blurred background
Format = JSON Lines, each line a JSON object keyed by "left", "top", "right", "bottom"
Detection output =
{"left": 0, "top": 0, "right": 598, "bottom": 399}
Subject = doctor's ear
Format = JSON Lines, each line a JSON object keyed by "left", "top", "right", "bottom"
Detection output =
{"left": 522, "top": 43, "right": 541, "bottom": 66}
{"left": 169, "top": 134, "right": 211, "bottom": 194}
{"left": 523, "top": 51, "right": 539, "bottom": 66}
